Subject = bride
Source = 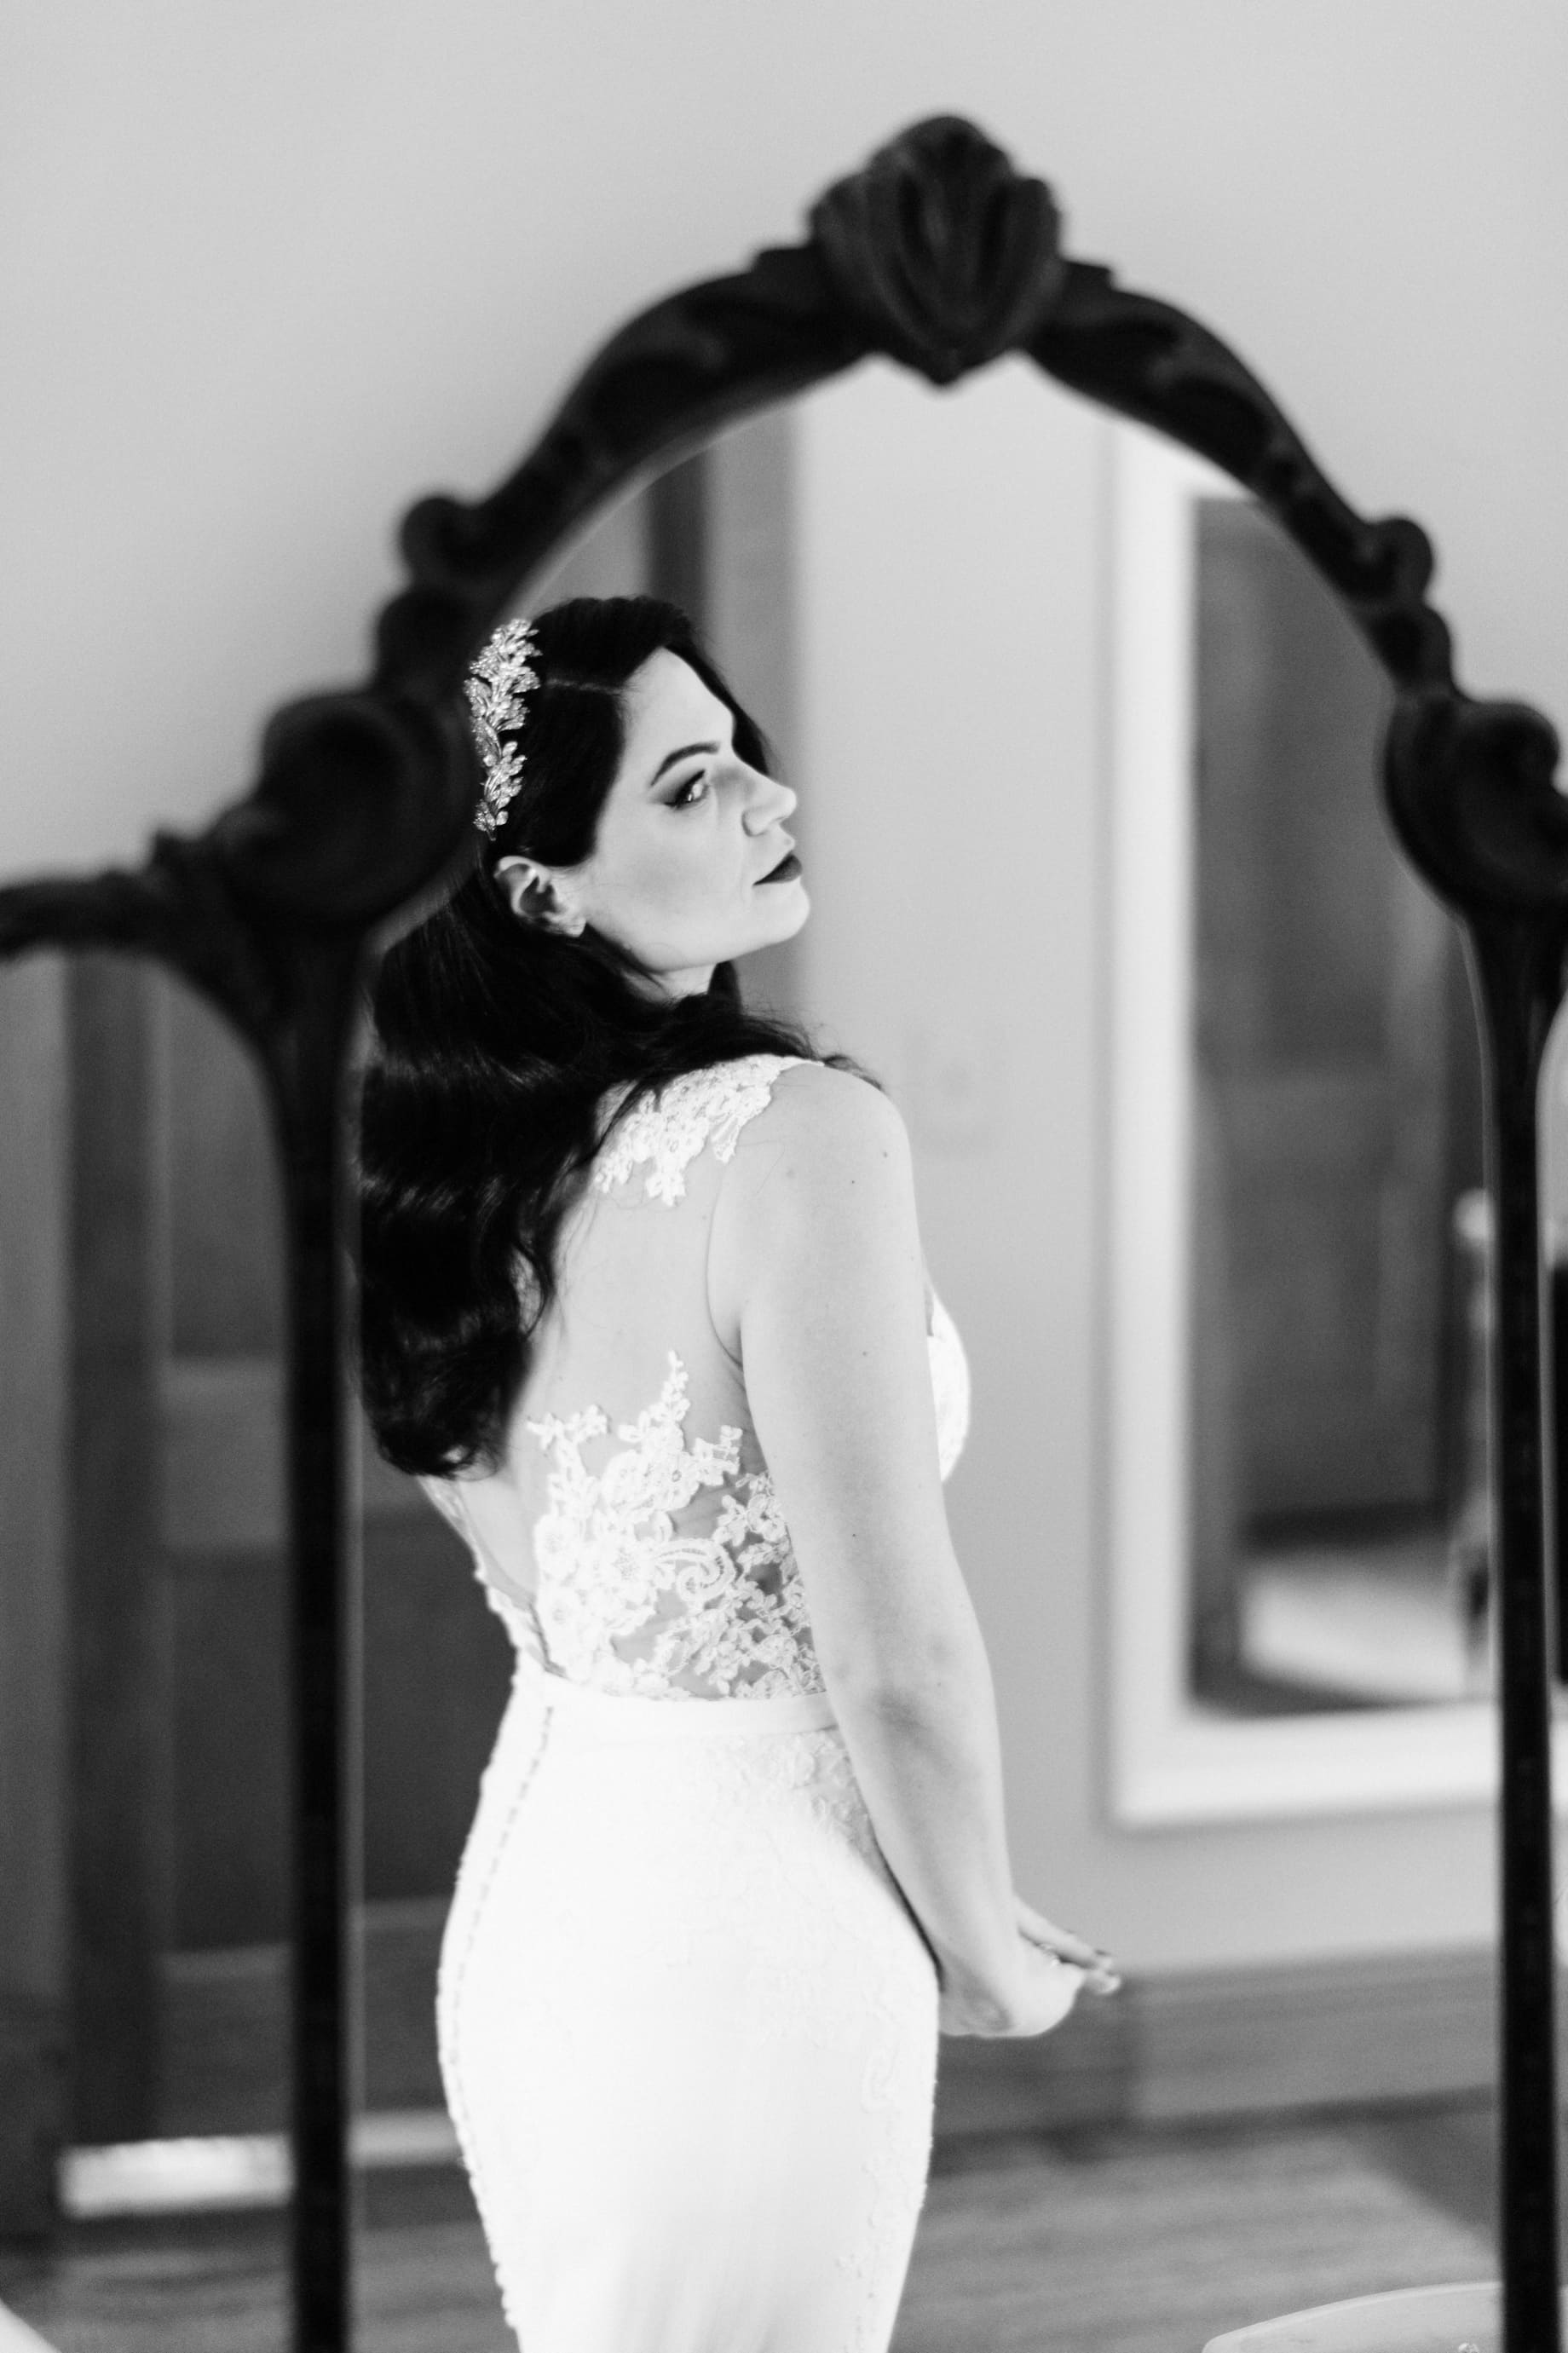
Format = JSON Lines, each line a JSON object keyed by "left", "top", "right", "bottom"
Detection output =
{"left": 355, "top": 595, "right": 1119, "bottom": 2353}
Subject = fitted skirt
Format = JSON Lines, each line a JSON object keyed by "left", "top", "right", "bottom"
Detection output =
{"left": 436, "top": 1655, "right": 941, "bottom": 2353}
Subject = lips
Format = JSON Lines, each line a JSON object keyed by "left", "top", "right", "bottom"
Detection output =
{"left": 758, "top": 848, "right": 801, "bottom": 884}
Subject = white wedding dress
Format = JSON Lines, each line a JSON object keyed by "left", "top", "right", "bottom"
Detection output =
{"left": 420, "top": 1054, "right": 971, "bottom": 2353}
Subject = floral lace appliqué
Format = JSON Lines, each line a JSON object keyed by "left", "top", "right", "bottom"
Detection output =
{"left": 591, "top": 1053, "right": 804, "bottom": 1206}
{"left": 523, "top": 1351, "right": 826, "bottom": 1700}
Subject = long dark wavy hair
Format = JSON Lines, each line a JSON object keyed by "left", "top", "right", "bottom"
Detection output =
{"left": 356, "top": 594, "right": 850, "bottom": 1480}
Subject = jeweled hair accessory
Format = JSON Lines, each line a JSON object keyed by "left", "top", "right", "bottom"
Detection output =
{"left": 465, "top": 617, "right": 540, "bottom": 838}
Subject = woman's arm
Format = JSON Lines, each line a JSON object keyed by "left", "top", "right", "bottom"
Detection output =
{"left": 708, "top": 1064, "right": 1032, "bottom": 2024}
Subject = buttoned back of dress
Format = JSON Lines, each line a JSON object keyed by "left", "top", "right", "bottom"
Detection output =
{"left": 420, "top": 1053, "right": 970, "bottom": 1701}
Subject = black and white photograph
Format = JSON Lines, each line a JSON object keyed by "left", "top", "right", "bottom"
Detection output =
{"left": 2, "top": 5, "right": 1566, "bottom": 2349}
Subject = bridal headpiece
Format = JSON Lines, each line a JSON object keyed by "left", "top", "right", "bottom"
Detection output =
{"left": 465, "top": 617, "right": 540, "bottom": 838}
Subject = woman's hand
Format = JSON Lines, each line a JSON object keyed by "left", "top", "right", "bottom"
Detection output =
{"left": 936, "top": 1895, "right": 1121, "bottom": 2039}
{"left": 936, "top": 1931, "right": 1085, "bottom": 2039}
{"left": 1012, "top": 1892, "right": 1121, "bottom": 1997}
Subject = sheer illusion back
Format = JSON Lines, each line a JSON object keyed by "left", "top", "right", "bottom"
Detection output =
{"left": 422, "top": 1053, "right": 970, "bottom": 1702}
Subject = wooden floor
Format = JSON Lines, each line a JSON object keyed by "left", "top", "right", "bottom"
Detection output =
{"left": 0, "top": 2099, "right": 1499, "bottom": 2353}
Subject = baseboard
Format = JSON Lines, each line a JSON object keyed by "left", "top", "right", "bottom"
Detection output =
{"left": 158, "top": 1910, "right": 1503, "bottom": 2146}
{"left": 57, "top": 2110, "right": 462, "bottom": 2220}
{"left": 939, "top": 1945, "right": 1496, "bottom": 2137}
{"left": 1125, "top": 1946, "right": 1497, "bottom": 2126}
{"left": 935, "top": 1976, "right": 1133, "bottom": 2137}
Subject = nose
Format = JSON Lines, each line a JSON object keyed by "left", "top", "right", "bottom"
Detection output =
{"left": 741, "top": 765, "right": 798, "bottom": 833}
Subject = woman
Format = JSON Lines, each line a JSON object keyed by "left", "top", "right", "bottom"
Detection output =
{"left": 357, "top": 596, "right": 1119, "bottom": 2353}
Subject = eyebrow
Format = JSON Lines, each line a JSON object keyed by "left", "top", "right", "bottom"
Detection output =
{"left": 648, "top": 739, "right": 723, "bottom": 788}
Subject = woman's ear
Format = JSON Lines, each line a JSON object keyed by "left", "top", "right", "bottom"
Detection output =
{"left": 493, "top": 856, "right": 587, "bottom": 937}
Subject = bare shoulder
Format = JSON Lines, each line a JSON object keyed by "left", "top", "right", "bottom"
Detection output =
{"left": 709, "top": 1061, "right": 915, "bottom": 1347}
{"left": 732, "top": 1058, "right": 908, "bottom": 1189}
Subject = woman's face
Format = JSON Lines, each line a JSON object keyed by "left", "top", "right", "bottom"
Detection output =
{"left": 499, "top": 649, "right": 809, "bottom": 995}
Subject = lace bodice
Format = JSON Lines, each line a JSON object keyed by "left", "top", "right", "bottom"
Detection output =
{"left": 591, "top": 1057, "right": 793, "bottom": 1204}
{"left": 422, "top": 1054, "right": 971, "bottom": 1701}
{"left": 522, "top": 1351, "right": 816, "bottom": 1699}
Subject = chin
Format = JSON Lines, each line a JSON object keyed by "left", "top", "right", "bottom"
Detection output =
{"left": 758, "top": 878, "right": 810, "bottom": 938}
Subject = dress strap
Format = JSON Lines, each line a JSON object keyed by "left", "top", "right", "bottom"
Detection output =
{"left": 591, "top": 1053, "right": 807, "bottom": 1206}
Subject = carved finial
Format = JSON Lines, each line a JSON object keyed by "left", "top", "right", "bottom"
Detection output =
{"left": 810, "top": 116, "right": 1066, "bottom": 385}
{"left": 1384, "top": 690, "right": 1568, "bottom": 917}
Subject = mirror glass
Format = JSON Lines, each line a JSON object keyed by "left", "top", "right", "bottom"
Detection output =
{"left": 0, "top": 950, "right": 292, "bottom": 2344}
{"left": 1182, "top": 488, "right": 1489, "bottom": 1716}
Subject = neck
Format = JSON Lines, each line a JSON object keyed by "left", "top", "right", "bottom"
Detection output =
{"left": 639, "top": 965, "right": 714, "bottom": 1002}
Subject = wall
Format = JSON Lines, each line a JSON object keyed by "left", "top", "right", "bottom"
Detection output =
{"left": 5, "top": 0, "right": 1565, "bottom": 1975}
{"left": 4, "top": 1, "right": 1564, "bottom": 879}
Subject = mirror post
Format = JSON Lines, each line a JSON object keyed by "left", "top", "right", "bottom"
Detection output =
{"left": 1468, "top": 922, "right": 1564, "bottom": 2353}
{"left": 273, "top": 947, "right": 366, "bottom": 2353}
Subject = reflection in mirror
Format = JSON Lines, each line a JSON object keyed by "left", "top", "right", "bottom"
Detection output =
{"left": 0, "top": 953, "right": 291, "bottom": 2344}
{"left": 1179, "top": 483, "right": 1488, "bottom": 1717}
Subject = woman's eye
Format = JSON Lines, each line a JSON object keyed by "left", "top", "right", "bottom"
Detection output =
{"left": 669, "top": 772, "right": 710, "bottom": 808}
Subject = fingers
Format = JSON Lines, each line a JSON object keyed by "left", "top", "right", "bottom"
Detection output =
{"left": 1026, "top": 1922, "right": 1099, "bottom": 1969}
{"left": 1013, "top": 1897, "right": 1099, "bottom": 1965}
{"left": 1034, "top": 1941, "right": 1120, "bottom": 1996}
{"left": 1026, "top": 1943, "right": 1087, "bottom": 1985}
{"left": 1020, "top": 1929, "right": 1120, "bottom": 1997}
{"left": 1013, "top": 1895, "right": 1122, "bottom": 1994}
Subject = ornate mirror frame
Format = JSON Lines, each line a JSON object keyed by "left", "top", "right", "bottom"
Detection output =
{"left": 3, "top": 117, "right": 1563, "bottom": 2352}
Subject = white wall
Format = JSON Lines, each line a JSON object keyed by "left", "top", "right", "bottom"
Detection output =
{"left": 6, "top": 0, "right": 1563, "bottom": 1970}
{"left": 3, "top": 1, "right": 1564, "bottom": 878}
